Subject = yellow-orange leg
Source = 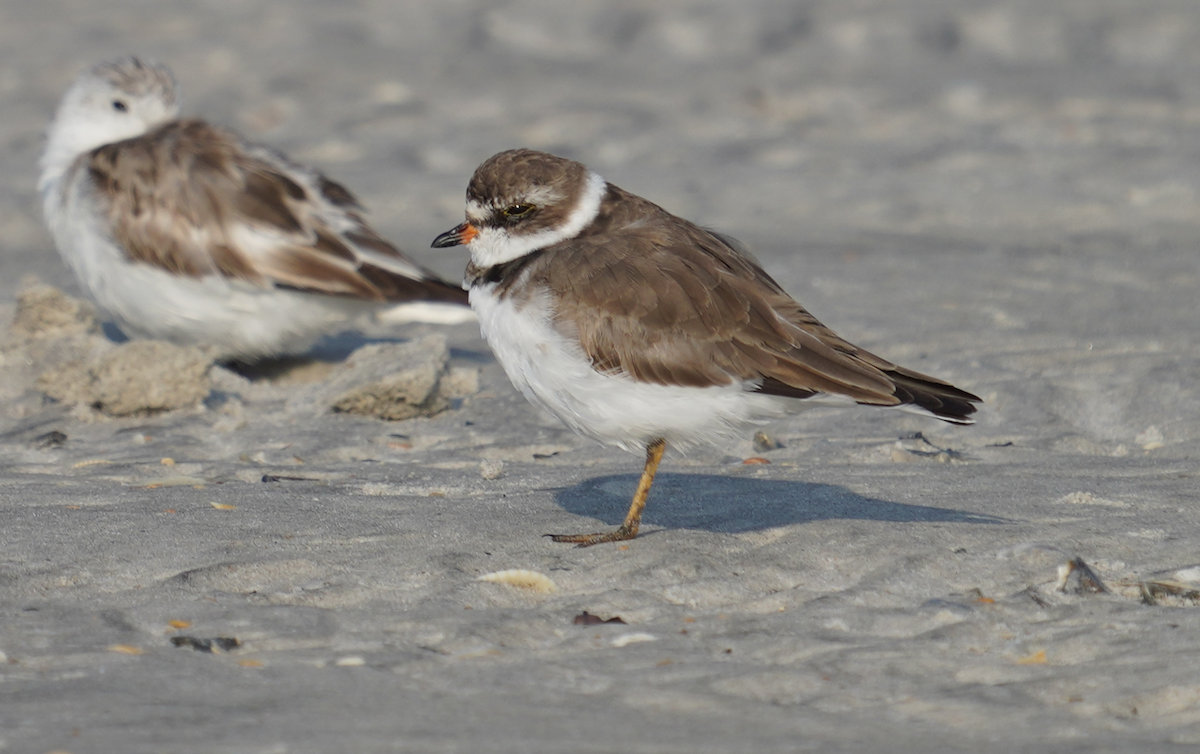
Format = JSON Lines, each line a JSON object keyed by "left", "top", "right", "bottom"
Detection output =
{"left": 548, "top": 438, "right": 667, "bottom": 547}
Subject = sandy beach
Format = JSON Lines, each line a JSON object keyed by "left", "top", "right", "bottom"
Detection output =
{"left": 2, "top": 1, "right": 1200, "bottom": 752}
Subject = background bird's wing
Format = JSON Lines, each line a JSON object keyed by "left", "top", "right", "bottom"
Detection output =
{"left": 87, "top": 120, "right": 466, "bottom": 304}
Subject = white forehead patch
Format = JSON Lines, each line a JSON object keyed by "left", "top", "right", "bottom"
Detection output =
{"left": 467, "top": 171, "right": 607, "bottom": 268}
{"left": 465, "top": 199, "right": 488, "bottom": 224}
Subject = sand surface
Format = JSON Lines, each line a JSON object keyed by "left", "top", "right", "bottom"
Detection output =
{"left": 3, "top": 1, "right": 1200, "bottom": 752}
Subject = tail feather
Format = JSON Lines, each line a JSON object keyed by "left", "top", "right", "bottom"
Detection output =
{"left": 357, "top": 264, "right": 469, "bottom": 306}
{"left": 884, "top": 369, "right": 981, "bottom": 424}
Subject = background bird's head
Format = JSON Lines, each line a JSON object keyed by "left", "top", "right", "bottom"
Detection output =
{"left": 41, "top": 56, "right": 180, "bottom": 189}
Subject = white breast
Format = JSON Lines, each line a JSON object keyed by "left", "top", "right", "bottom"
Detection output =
{"left": 470, "top": 282, "right": 794, "bottom": 453}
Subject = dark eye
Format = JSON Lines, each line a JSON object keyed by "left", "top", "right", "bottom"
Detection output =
{"left": 502, "top": 203, "right": 534, "bottom": 219}
{"left": 112, "top": 100, "right": 128, "bottom": 113}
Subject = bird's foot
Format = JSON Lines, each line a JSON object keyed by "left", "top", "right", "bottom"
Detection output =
{"left": 546, "top": 524, "right": 638, "bottom": 548}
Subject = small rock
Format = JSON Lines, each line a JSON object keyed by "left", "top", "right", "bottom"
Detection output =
{"left": 29, "top": 430, "right": 67, "bottom": 449}
{"left": 287, "top": 335, "right": 455, "bottom": 420}
{"left": 480, "top": 459, "right": 505, "bottom": 480}
{"left": 753, "top": 431, "right": 783, "bottom": 452}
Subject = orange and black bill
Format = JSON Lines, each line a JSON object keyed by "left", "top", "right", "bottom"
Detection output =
{"left": 432, "top": 223, "right": 478, "bottom": 248}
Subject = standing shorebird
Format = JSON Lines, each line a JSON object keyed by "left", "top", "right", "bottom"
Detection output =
{"left": 40, "top": 57, "right": 471, "bottom": 362}
{"left": 434, "top": 148, "right": 980, "bottom": 546}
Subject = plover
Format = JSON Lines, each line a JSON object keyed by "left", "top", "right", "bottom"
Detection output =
{"left": 434, "top": 148, "right": 981, "bottom": 547}
{"left": 39, "top": 57, "right": 471, "bottom": 362}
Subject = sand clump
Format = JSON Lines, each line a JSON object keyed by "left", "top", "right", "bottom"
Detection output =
{"left": 1, "top": 283, "right": 213, "bottom": 416}
{"left": 37, "top": 340, "right": 213, "bottom": 416}
{"left": 0, "top": 284, "right": 110, "bottom": 407}
{"left": 2, "top": 284, "right": 477, "bottom": 420}
{"left": 286, "top": 334, "right": 477, "bottom": 420}
{"left": 6, "top": 283, "right": 99, "bottom": 343}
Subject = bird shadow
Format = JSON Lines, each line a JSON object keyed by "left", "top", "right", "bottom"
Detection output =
{"left": 220, "top": 330, "right": 494, "bottom": 381}
{"left": 101, "top": 321, "right": 130, "bottom": 344}
{"left": 555, "top": 472, "right": 1004, "bottom": 534}
{"left": 216, "top": 331, "right": 415, "bottom": 381}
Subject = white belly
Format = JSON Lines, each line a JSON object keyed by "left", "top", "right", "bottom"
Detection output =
{"left": 96, "top": 263, "right": 369, "bottom": 360}
{"left": 470, "top": 283, "right": 792, "bottom": 453}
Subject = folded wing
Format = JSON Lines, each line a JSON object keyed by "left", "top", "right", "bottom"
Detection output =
{"left": 85, "top": 119, "right": 467, "bottom": 305}
{"left": 539, "top": 189, "right": 979, "bottom": 423}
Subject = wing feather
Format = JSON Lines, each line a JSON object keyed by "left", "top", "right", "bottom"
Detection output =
{"left": 528, "top": 187, "right": 978, "bottom": 421}
{"left": 86, "top": 119, "right": 467, "bottom": 305}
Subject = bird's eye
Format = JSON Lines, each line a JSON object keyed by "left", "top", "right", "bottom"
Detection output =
{"left": 502, "top": 203, "right": 534, "bottom": 219}
{"left": 111, "top": 100, "right": 128, "bottom": 113}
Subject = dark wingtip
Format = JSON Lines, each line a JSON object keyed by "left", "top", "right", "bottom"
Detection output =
{"left": 357, "top": 264, "right": 469, "bottom": 305}
{"left": 888, "top": 372, "right": 982, "bottom": 424}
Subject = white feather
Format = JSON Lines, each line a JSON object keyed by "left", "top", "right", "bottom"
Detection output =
{"left": 376, "top": 301, "right": 478, "bottom": 325}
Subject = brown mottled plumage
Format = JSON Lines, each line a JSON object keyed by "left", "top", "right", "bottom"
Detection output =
{"left": 87, "top": 119, "right": 466, "bottom": 304}
{"left": 439, "top": 148, "right": 981, "bottom": 546}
